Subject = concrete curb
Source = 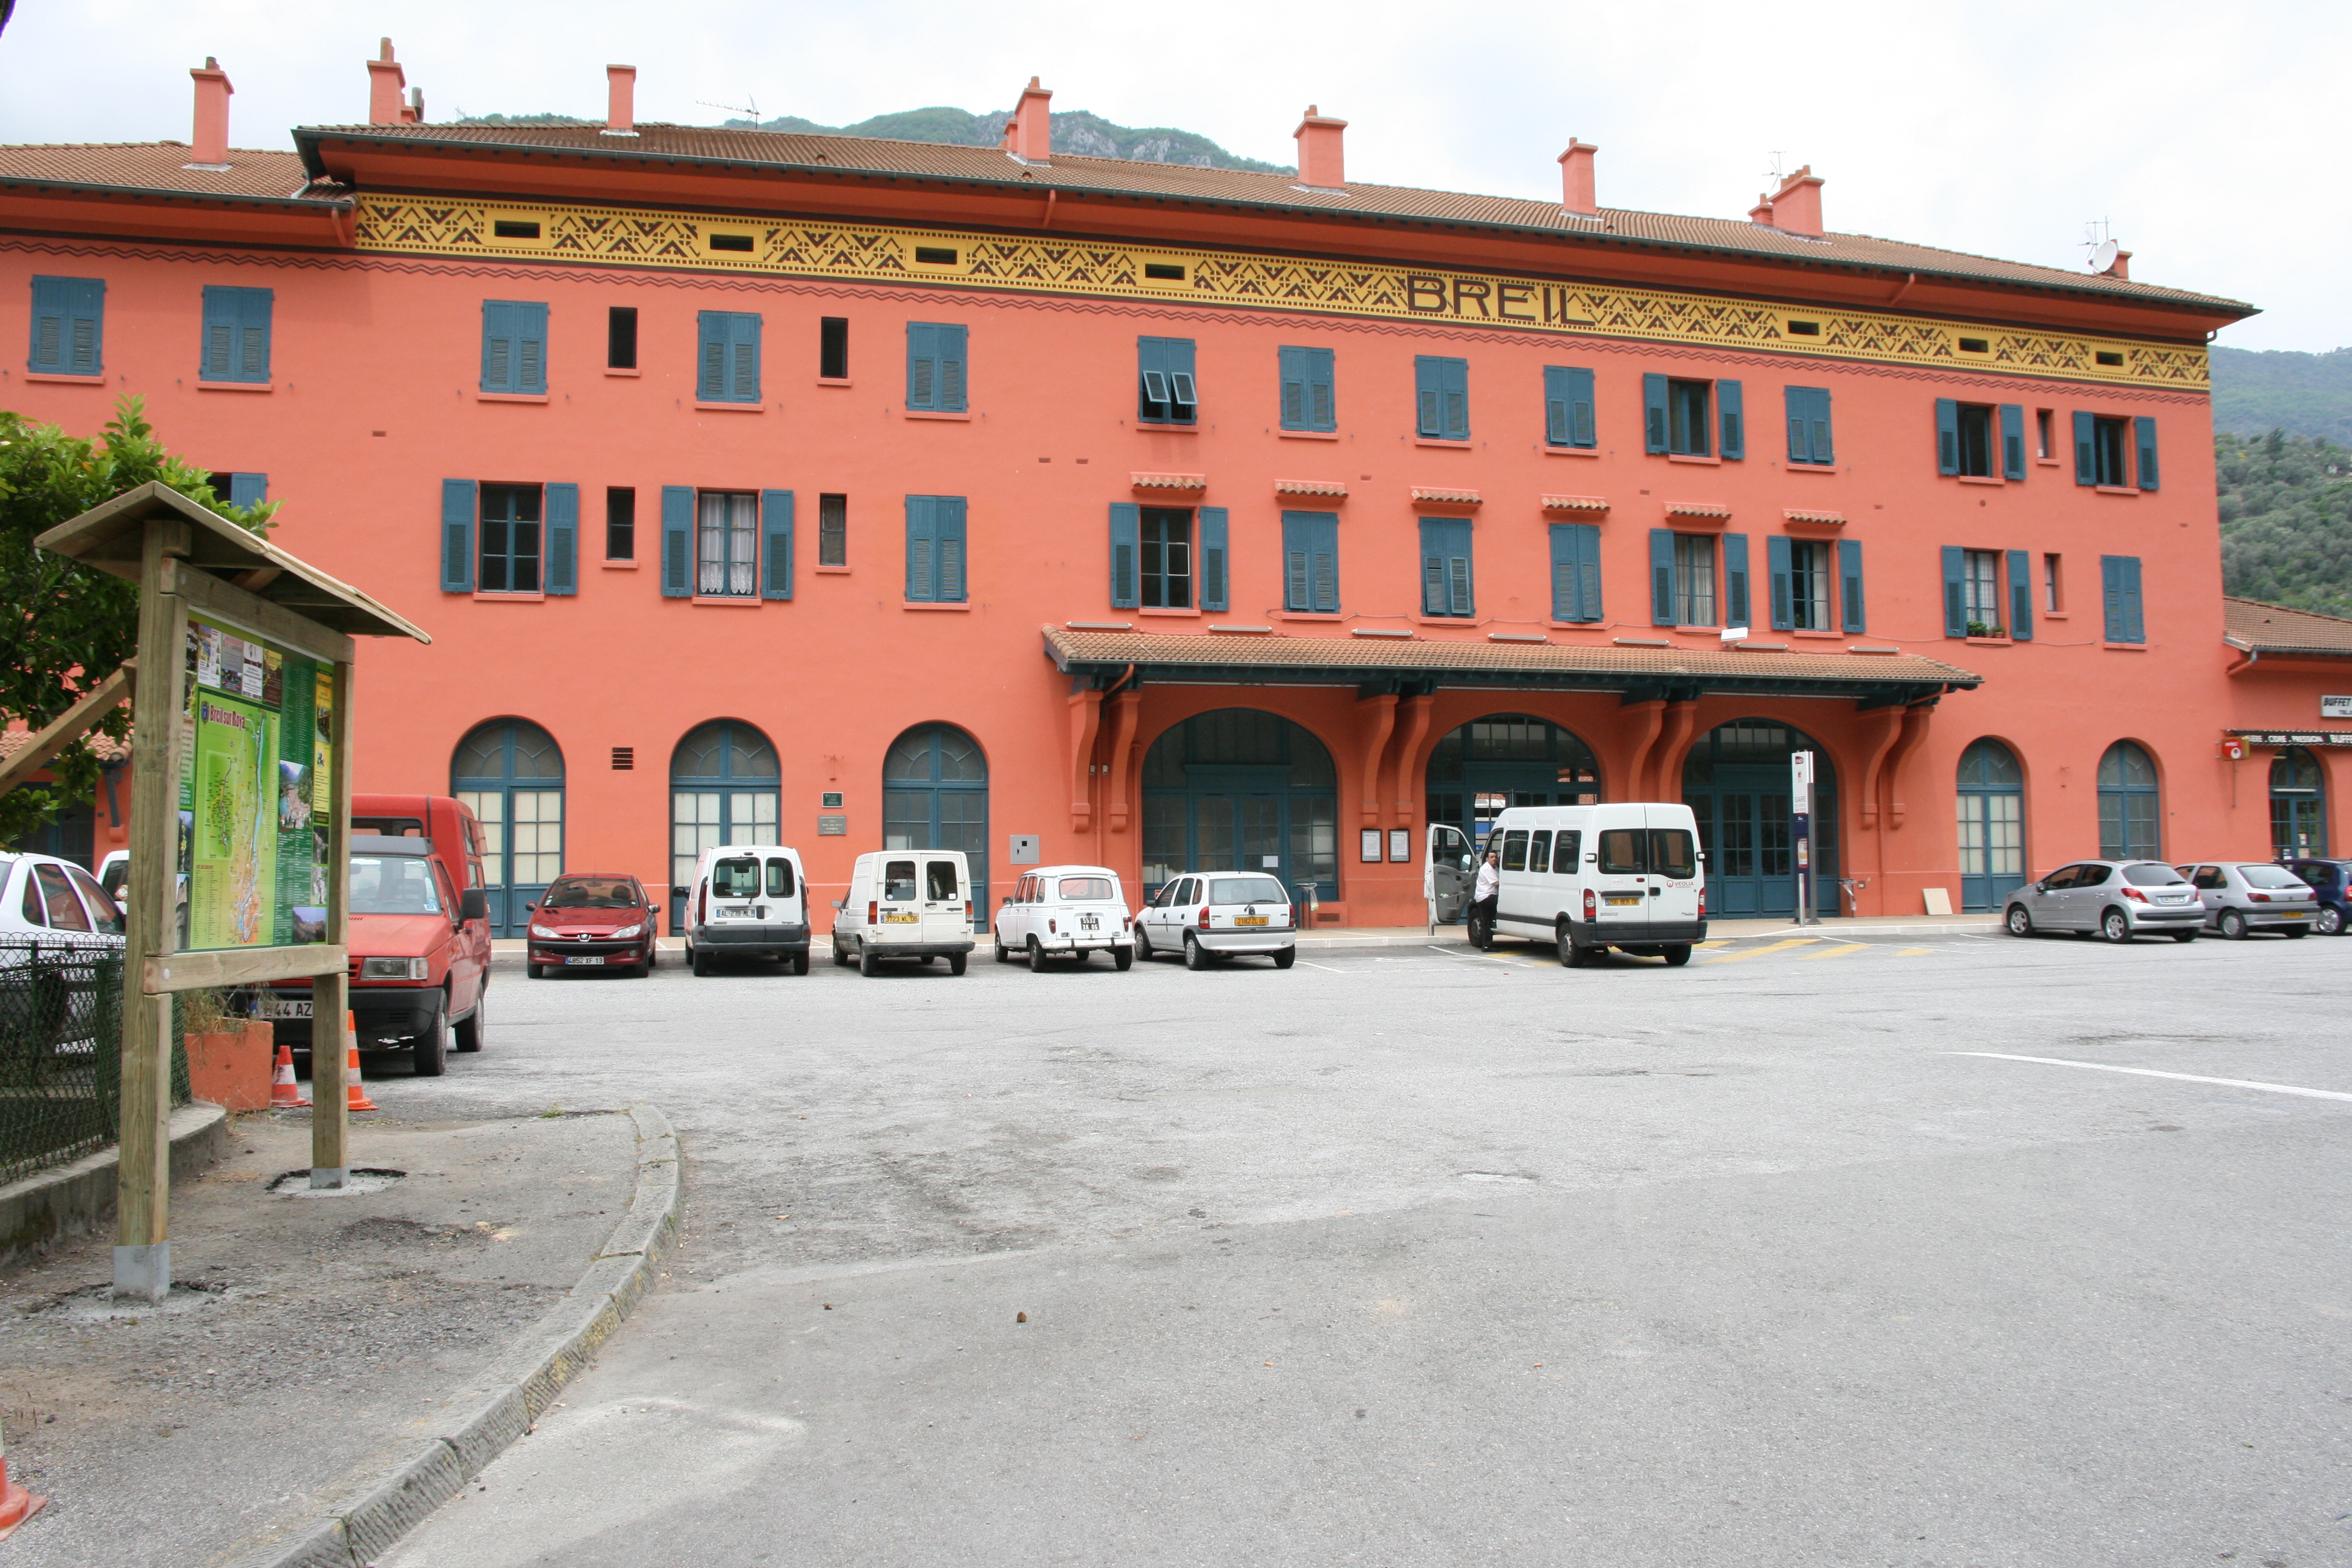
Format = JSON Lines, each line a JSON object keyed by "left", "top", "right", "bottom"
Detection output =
{"left": 0, "top": 1102, "right": 227, "bottom": 1269}
{"left": 226, "top": 1104, "right": 683, "bottom": 1568}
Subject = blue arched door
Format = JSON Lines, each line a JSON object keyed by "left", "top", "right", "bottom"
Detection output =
{"left": 1141, "top": 709, "right": 1339, "bottom": 900}
{"left": 2097, "top": 742, "right": 2160, "bottom": 861}
{"left": 884, "top": 725, "right": 989, "bottom": 920}
{"left": 1956, "top": 739, "right": 2026, "bottom": 911}
{"left": 1682, "top": 720, "right": 1839, "bottom": 917}
{"left": 670, "top": 721, "right": 781, "bottom": 930}
{"left": 1424, "top": 713, "right": 1602, "bottom": 855}
{"left": 2270, "top": 746, "right": 2326, "bottom": 857}
{"left": 452, "top": 719, "right": 564, "bottom": 936}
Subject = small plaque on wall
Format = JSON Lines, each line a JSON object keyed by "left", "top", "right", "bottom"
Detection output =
{"left": 1360, "top": 828, "right": 1382, "bottom": 863}
{"left": 817, "top": 814, "right": 847, "bottom": 836}
{"left": 821, "top": 791, "right": 845, "bottom": 809}
{"left": 1390, "top": 828, "right": 1412, "bottom": 863}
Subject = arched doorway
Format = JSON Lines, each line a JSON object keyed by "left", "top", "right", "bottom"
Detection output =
{"left": 1141, "top": 709, "right": 1338, "bottom": 899}
{"left": 2096, "top": 741, "right": 2160, "bottom": 861}
{"left": 1682, "top": 720, "right": 1839, "bottom": 917}
{"left": 452, "top": 719, "right": 564, "bottom": 936}
{"left": 884, "top": 725, "right": 989, "bottom": 918}
{"left": 1425, "top": 714, "right": 1602, "bottom": 854}
{"left": 2270, "top": 746, "right": 2326, "bottom": 857}
{"left": 670, "top": 721, "right": 781, "bottom": 930}
{"left": 1956, "top": 739, "right": 2026, "bottom": 911}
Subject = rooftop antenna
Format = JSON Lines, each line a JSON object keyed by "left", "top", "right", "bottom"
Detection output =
{"left": 697, "top": 93, "right": 760, "bottom": 125}
{"left": 2082, "top": 217, "right": 2118, "bottom": 273}
{"left": 1763, "top": 150, "right": 1786, "bottom": 186}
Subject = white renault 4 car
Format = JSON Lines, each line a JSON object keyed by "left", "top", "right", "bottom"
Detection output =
{"left": 832, "top": 849, "right": 975, "bottom": 976}
{"left": 1135, "top": 871, "right": 1296, "bottom": 970}
{"left": 994, "top": 864, "right": 1134, "bottom": 970}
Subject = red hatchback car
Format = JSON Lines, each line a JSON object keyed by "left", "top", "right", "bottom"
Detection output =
{"left": 527, "top": 873, "right": 661, "bottom": 978}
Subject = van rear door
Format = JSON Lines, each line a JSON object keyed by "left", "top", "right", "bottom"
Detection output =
{"left": 1592, "top": 809, "right": 1651, "bottom": 930}
{"left": 877, "top": 857, "right": 922, "bottom": 943}
{"left": 922, "top": 857, "right": 967, "bottom": 941}
{"left": 1645, "top": 807, "right": 1702, "bottom": 924}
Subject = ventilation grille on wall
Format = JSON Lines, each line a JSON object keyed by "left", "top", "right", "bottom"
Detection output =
{"left": 612, "top": 746, "right": 633, "bottom": 771}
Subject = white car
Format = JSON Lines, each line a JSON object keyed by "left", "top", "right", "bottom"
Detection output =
{"left": 2, "top": 851, "right": 125, "bottom": 953}
{"left": 1, "top": 852, "right": 125, "bottom": 1059}
{"left": 1135, "top": 872, "right": 1297, "bottom": 970}
{"left": 994, "top": 864, "right": 1134, "bottom": 970}
{"left": 831, "top": 849, "right": 975, "bottom": 976}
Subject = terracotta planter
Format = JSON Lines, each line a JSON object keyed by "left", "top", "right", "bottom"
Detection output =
{"left": 185, "top": 1019, "right": 273, "bottom": 1112}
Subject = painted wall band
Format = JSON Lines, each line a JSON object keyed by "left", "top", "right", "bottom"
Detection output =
{"left": 352, "top": 195, "right": 2207, "bottom": 392}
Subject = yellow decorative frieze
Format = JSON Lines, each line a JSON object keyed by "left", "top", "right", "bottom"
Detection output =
{"left": 351, "top": 195, "right": 2209, "bottom": 391}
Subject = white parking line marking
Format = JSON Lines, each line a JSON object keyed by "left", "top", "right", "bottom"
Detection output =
{"left": 1429, "top": 946, "right": 1514, "bottom": 964}
{"left": 1297, "top": 959, "right": 1345, "bottom": 973}
{"left": 1957, "top": 1053, "right": 2352, "bottom": 1102}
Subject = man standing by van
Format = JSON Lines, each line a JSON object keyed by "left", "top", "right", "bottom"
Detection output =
{"left": 1469, "top": 846, "right": 1501, "bottom": 950}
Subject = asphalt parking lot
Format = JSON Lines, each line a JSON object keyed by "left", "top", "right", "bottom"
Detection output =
{"left": 374, "top": 927, "right": 2352, "bottom": 1568}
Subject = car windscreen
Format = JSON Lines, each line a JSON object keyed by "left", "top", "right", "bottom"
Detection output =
{"left": 545, "top": 878, "right": 641, "bottom": 908}
{"left": 348, "top": 855, "right": 443, "bottom": 914}
{"left": 766, "top": 858, "right": 795, "bottom": 898}
{"left": 1207, "top": 875, "right": 1287, "bottom": 906}
{"left": 926, "top": 861, "right": 960, "bottom": 901}
{"left": 2122, "top": 864, "right": 2188, "bottom": 887}
{"left": 1056, "top": 876, "right": 1115, "bottom": 901}
{"left": 2237, "top": 864, "right": 2307, "bottom": 890}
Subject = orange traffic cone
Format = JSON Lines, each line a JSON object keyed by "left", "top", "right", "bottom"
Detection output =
{"left": 0, "top": 1411, "right": 48, "bottom": 1541}
{"left": 343, "top": 1013, "right": 377, "bottom": 1112}
{"left": 269, "top": 1040, "right": 310, "bottom": 1109}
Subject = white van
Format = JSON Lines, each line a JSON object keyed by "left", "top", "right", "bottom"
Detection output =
{"left": 1489, "top": 803, "right": 1707, "bottom": 967}
{"left": 994, "top": 864, "right": 1134, "bottom": 970}
{"left": 832, "top": 849, "right": 976, "bottom": 976}
{"left": 683, "top": 844, "right": 810, "bottom": 976}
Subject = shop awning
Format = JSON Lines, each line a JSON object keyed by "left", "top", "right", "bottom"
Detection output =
{"left": 1043, "top": 625, "right": 1979, "bottom": 706}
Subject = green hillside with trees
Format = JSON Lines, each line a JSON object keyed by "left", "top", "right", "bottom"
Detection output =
{"left": 2211, "top": 346, "right": 2352, "bottom": 445}
{"left": 2218, "top": 431, "right": 2352, "bottom": 617}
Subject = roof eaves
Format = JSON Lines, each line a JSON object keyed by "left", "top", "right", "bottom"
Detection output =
{"left": 0, "top": 172, "right": 351, "bottom": 213}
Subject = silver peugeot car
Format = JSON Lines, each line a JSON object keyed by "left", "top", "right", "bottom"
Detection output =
{"left": 2175, "top": 861, "right": 2320, "bottom": 939}
{"left": 2002, "top": 859, "right": 2204, "bottom": 943}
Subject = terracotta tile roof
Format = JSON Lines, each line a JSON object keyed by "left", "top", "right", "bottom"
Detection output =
{"left": 0, "top": 727, "right": 131, "bottom": 766}
{"left": 0, "top": 142, "right": 344, "bottom": 205}
{"left": 288, "top": 122, "right": 2249, "bottom": 317}
{"left": 1041, "top": 624, "right": 1978, "bottom": 694}
{"left": 1543, "top": 495, "right": 1610, "bottom": 512}
{"left": 2224, "top": 596, "right": 2352, "bottom": 656}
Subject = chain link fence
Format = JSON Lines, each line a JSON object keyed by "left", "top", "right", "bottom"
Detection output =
{"left": 0, "top": 939, "right": 191, "bottom": 1187}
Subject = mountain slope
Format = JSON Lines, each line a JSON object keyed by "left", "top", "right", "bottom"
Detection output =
{"left": 2210, "top": 345, "right": 2352, "bottom": 445}
{"left": 2218, "top": 432, "right": 2352, "bottom": 618}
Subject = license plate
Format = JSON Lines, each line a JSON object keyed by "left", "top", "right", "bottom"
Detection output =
{"left": 258, "top": 998, "right": 312, "bottom": 1019}
{"left": 722, "top": 905, "right": 755, "bottom": 918}
{"left": 882, "top": 911, "right": 920, "bottom": 924}
{"left": 564, "top": 955, "right": 606, "bottom": 966}
{"left": 1080, "top": 915, "right": 1100, "bottom": 931}
{"left": 1604, "top": 894, "right": 1644, "bottom": 907}
{"left": 2281, "top": 910, "right": 2308, "bottom": 918}
{"left": 1235, "top": 916, "right": 1268, "bottom": 926}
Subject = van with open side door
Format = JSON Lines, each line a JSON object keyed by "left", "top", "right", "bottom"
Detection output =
{"left": 831, "top": 849, "right": 975, "bottom": 976}
{"left": 682, "top": 844, "right": 810, "bottom": 975}
{"left": 1490, "top": 802, "right": 1707, "bottom": 967}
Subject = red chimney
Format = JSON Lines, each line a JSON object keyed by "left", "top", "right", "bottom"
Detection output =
{"left": 1557, "top": 139, "right": 1598, "bottom": 217}
{"left": 188, "top": 57, "right": 233, "bottom": 168}
{"left": 1759, "top": 164, "right": 1824, "bottom": 238}
{"left": 367, "top": 38, "right": 406, "bottom": 125}
{"left": 1294, "top": 106, "right": 1346, "bottom": 191}
{"left": 1009, "top": 77, "right": 1052, "bottom": 163}
{"left": 2105, "top": 249, "right": 2132, "bottom": 281}
{"left": 606, "top": 65, "right": 637, "bottom": 136}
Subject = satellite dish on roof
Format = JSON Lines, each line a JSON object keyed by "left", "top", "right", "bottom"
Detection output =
{"left": 2088, "top": 238, "right": 2120, "bottom": 275}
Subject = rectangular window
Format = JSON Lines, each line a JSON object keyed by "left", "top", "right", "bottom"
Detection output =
{"left": 1140, "top": 507, "right": 1193, "bottom": 607}
{"left": 2045, "top": 553, "right": 2063, "bottom": 613}
{"left": 607, "top": 306, "right": 637, "bottom": 370}
{"left": 2075, "top": 413, "right": 2137, "bottom": 486}
{"left": 1414, "top": 355, "right": 1469, "bottom": 440}
{"left": 200, "top": 285, "right": 271, "bottom": 383}
{"left": 28, "top": 275, "right": 103, "bottom": 375}
{"left": 1962, "top": 549, "right": 2002, "bottom": 633}
{"left": 1674, "top": 533, "right": 1717, "bottom": 626}
{"left": 1543, "top": 365, "right": 1596, "bottom": 448}
{"left": 1783, "top": 386, "right": 1832, "bottom": 465}
{"left": 1935, "top": 400, "right": 1998, "bottom": 477}
{"left": 479, "top": 484, "right": 543, "bottom": 593}
{"left": 1282, "top": 511, "right": 1341, "bottom": 613}
{"left": 2101, "top": 555, "right": 2145, "bottom": 644}
{"left": 605, "top": 486, "right": 635, "bottom": 561}
{"left": 818, "top": 493, "right": 848, "bottom": 566}
{"left": 1138, "top": 336, "right": 1198, "bottom": 425}
{"left": 1279, "top": 345, "right": 1336, "bottom": 431}
{"left": 207, "top": 472, "right": 268, "bottom": 509}
{"left": 2036, "top": 409, "right": 2054, "bottom": 460}
{"left": 1667, "top": 379, "right": 1711, "bottom": 456}
{"left": 906, "top": 322, "right": 968, "bottom": 412}
{"left": 904, "top": 495, "right": 969, "bottom": 603}
{"left": 696, "top": 491, "right": 758, "bottom": 597}
{"left": 697, "top": 310, "right": 761, "bottom": 403}
{"left": 480, "top": 300, "right": 549, "bottom": 394}
{"left": 1548, "top": 522, "right": 1602, "bottom": 622}
{"left": 1500, "top": 830, "right": 1528, "bottom": 872}
{"left": 1788, "top": 540, "right": 1831, "bottom": 629}
{"left": 1419, "top": 517, "right": 1474, "bottom": 617}
{"left": 820, "top": 316, "right": 849, "bottom": 380}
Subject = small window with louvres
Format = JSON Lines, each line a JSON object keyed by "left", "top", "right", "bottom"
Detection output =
{"left": 480, "top": 301, "right": 548, "bottom": 395}
{"left": 200, "top": 286, "right": 271, "bottom": 384}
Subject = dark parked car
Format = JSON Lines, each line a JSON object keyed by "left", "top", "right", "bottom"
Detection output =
{"left": 2282, "top": 858, "right": 2352, "bottom": 935}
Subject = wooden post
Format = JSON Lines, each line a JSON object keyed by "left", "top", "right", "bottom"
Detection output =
{"left": 113, "top": 520, "right": 191, "bottom": 1302}
{"left": 310, "top": 658, "right": 355, "bottom": 1185}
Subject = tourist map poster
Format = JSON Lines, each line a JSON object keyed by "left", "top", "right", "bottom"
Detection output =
{"left": 178, "top": 615, "right": 335, "bottom": 950}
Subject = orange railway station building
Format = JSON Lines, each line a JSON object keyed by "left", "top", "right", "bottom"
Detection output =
{"left": 7, "top": 46, "right": 2350, "bottom": 932}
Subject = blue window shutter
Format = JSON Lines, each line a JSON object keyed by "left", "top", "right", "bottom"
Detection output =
{"left": 2073, "top": 411, "right": 2096, "bottom": 485}
{"left": 1935, "top": 398, "right": 1960, "bottom": 475}
{"left": 481, "top": 301, "right": 515, "bottom": 393}
{"left": 697, "top": 312, "right": 727, "bottom": 401}
{"left": 1722, "top": 532, "right": 1751, "bottom": 626}
{"left": 1942, "top": 546, "right": 1968, "bottom": 637}
{"left": 543, "top": 483, "right": 578, "bottom": 595}
{"left": 1414, "top": 356, "right": 1442, "bottom": 437}
{"left": 2100, "top": 556, "right": 2123, "bottom": 641}
{"left": 518, "top": 302, "right": 549, "bottom": 394}
{"left": 1811, "top": 387, "right": 1833, "bottom": 465}
{"left": 1442, "top": 357, "right": 1468, "bottom": 440}
{"left": 1544, "top": 365, "right": 1571, "bottom": 446}
{"left": 1642, "top": 373, "right": 1669, "bottom": 454}
{"left": 1649, "top": 529, "right": 1676, "bottom": 625}
{"left": 1282, "top": 512, "right": 1310, "bottom": 611}
{"left": 1784, "top": 386, "right": 1807, "bottom": 464}
{"left": 2007, "top": 548, "right": 2033, "bottom": 641}
{"left": 1170, "top": 338, "right": 1197, "bottom": 423}
{"left": 236, "top": 287, "right": 272, "bottom": 382}
{"left": 34, "top": 277, "right": 105, "bottom": 375}
{"left": 940, "top": 325, "right": 968, "bottom": 412}
{"left": 1573, "top": 523, "right": 1602, "bottom": 622}
{"left": 1420, "top": 518, "right": 1471, "bottom": 616}
{"left": 761, "top": 489, "right": 794, "bottom": 599}
{"left": 731, "top": 313, "right": 760, "bottom": 403}
{"left": 1198, "top": 506, "right": 1229, "bottom": 611}
{"left": 1568, "top": 367, "right": 1596, "bottom": 447}
{"left": 2123, "top": 557, "right": 2144, "bottom": 642}
{"left": 2134, "top": 416, "right": 2159, "bottom": 491}
{"left": 1548, "top": 524, "right": 1575, "bottom": 620}
{"left": 1419, "top": 518, "right": 1444, "bottom": 613}
{"left": 905, "top": 496, "right": 937, "bottom": 601}
{"left": 660, "top": 486, "right": 694, "bottom": 598}
{"left": 227, "top": 473, "right": 267, "bottom": 509}
{"left": 1838, "top": 539, "right": 1866, "bottom": 633}
{"left": 2102, "top": 555, "right": 2145, "bottom": 643}
{"left": 440, "top": 480, "right": 476, "bottom": 593}
{"left": 2000, "top": 404, "right": 2026, "bottom": 480}
{"left": 1279, "top": 347, "right": 1308, "bottom": 430}
{"left": 906, "top": 323, "right": 935, "bottom": 410}
{"left": 1109, "top": 503, "right": 1140, "bottom": 608}
{"left": 200, "top": 286, "right": 235, "bottom": 380}
{"left": 1307, "top": 347, "right": 1335, "bottom": 430}
{"left": 1310, "top": 512, "right": 1340, "bottom": 612}
{"left": 1717, "top": 379, "right": 1744, "bottom": 460}
{"left": 1766, "top": 534, "right": 1794, "bottom": 631}
{"left": 936, "top": 497, "right": 967, "bottom": 600}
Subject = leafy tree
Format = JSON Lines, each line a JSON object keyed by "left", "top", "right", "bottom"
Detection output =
{"left": 0, "top": 397, "right": 275, "bottom": 844}
{"left": 2216, "top": 431, "right": 2352, "bottom": 618}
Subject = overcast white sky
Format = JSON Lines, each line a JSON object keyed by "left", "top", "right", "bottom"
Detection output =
{"left": 0, "top": 0, "right": 2334, "bottom": 351}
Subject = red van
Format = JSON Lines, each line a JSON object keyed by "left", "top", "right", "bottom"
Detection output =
{"left": 260, "top": 795, "right": 492, "bottom": 1076}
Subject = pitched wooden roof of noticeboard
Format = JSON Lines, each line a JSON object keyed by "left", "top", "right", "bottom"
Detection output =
{"left": 34, "top": 481, "right": 430, "bottom": 643}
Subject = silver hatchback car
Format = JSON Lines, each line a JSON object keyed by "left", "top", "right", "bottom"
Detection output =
{"left": 2175, "top": 861, "right": 2319, "bottom": 939}
{"left": 2003, "top": 859, "right": 2204, "bottom": 943}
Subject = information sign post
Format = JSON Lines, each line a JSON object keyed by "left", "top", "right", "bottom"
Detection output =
{"left": 35, "top": 483, "right": 427, "bottom": 1302}
{"left": 1791, "top": 750, "right": 1815, "bottom": 927}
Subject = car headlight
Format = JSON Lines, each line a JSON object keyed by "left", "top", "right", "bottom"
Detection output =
{"left": 530, "top": 924, "right": 560, "bottom": 939}
{"left": 609, "top": 924, "right": 642, "bottom": 939}
{"left": 359, "top": 956, "right": 429, "bottom": 981}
